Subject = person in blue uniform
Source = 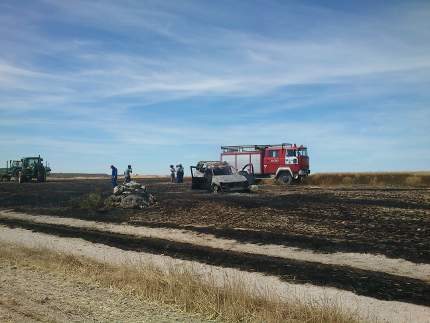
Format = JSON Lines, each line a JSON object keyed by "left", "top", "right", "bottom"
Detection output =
{"left": 176, "top": 164, "right": 184, "bottom": 183}
{"left": 110, "top": 165, "right": 118, "bottom": 188}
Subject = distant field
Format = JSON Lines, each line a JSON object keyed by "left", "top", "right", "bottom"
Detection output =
{"left": 306, "top": 172, "right": 430, "bottom": 186}
{"left": 49, "top": 173, "right": 167, "bottom": 180}
{"left": 50, "top": 172, "right": 430, "bottom": 186}
{"left": 50, "top": 173, "right": 109, "bottom": 179}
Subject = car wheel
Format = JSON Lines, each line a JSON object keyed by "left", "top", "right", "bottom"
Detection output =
{"left": 191, "top": 179, "right": 201, "bottom": 189}
{"left": 211, "top": 184, "right": 221, "bottom": 193}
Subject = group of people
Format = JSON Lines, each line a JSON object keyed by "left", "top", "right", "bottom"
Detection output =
{"left": 110, "top": 164, "right": 132, "bottom": 188}
{"left": 170, "top": 164, "right": 184, "bottom": 183}
{"left": 110, "top": 164, "right": 184, "bottom": 188}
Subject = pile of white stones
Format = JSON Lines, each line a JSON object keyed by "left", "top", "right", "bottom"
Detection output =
{"left": 106, "top": 181, "right": 157, "bottom": 209}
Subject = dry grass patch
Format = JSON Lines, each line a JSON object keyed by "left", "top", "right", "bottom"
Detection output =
{"left": 0, "top": 243, "right": 362, "bottom": 323}
{"left": 307, "top": 172, "right": 430, "bottom": 187}
{"left": 78, "top": 192, "right": 107, "bottom": 210}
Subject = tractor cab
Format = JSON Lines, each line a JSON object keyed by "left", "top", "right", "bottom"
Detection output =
{"left": 23, "top": 157, "right": 43, "bottom": 168}
{"left": 10, "top": 160, "right": 22, "bottom": 168}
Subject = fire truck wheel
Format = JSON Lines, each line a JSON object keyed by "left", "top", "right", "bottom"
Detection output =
{"left": 278, "top": 173, "right": 292, "bottom": 185}
{"left": 293, "top": 176, "right": 305, "bottom": 184}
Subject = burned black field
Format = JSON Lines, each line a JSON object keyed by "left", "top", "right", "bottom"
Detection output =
{"left": 1, "top": 178, "right": 429, "bottom": 263}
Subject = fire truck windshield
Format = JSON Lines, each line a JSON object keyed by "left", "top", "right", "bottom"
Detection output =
{"left": 286, "top": 149, "right": 296, "bottom": 157}
{"left": 297, "top": 149, "right": 308, "bottom": 157}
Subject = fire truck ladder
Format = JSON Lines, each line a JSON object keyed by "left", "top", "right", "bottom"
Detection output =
{"left": 221, "top": 143, "right": 293, "bottom": 152}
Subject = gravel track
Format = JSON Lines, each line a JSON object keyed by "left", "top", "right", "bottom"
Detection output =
{"left": 1, "top": 210, "right": 428, "bottom": 282}
{"left": 1, "top": 216, "right": 429, "bottom": 306}
{"left": 1, "top": 226, "right": 430, "bottom": 323}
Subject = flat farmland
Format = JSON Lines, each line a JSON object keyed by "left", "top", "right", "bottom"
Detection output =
{"left": 0, "top": 178, "right": 429, "bottom": 322}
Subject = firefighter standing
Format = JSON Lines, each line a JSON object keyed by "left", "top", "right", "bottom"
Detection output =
{"left": 124, "top": 165, "right": 132, "bottom": 183}
{"left": 176, "top": 164, "right": 184, "bottom": 183}
{"left": 110, "top": 165, "right": 118, "bottom": 188}
{"left": 170, "top": 165, "right": 176, "bottom": 183}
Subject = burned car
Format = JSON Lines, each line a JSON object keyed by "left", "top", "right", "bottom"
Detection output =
{"left": 190, "top": 161, "right": 250, "bottom": 193}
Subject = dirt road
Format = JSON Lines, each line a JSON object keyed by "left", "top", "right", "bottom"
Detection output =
{"left": 0, "top": 250, "right": 206, "bottom": 323}
{"left": 1, "top": 226, "right": 430, "bottom": 323}
{"left": 1, "top": 210, "right": 429, "bottom": 282}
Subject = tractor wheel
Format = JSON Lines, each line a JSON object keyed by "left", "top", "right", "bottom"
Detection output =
{"left": 37, "top": 172, "right": 46, "bottom": 183}
{"left": 277, "top": 173, "right": 292, "bottom": 185}
{"left": 211, "top": 184, "right": 221, "bottom": 194}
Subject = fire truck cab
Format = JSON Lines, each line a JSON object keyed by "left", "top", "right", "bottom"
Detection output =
{"left": 221, "top": 143, "right": 310, "bottom": 184}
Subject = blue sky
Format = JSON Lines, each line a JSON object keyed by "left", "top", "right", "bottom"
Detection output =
{"left": 0, "top": 0, "right": 429, "bottom": 174}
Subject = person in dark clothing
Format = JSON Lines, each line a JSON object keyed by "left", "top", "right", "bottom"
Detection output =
{"left": 170, "top": 165, "right": 176, "bottom": 183}
{"left": 124, "top": 165, "right": 132, "bottom": 183}
{"left": 176, "top": 164, "right": 184, "bottom": 183}
{"left": 110, "top": 165, "right": 118, "bottom": 188}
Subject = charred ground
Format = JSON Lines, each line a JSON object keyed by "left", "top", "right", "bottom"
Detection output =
{"left": 0, "top": 178, "right": 428, "bottom": 264}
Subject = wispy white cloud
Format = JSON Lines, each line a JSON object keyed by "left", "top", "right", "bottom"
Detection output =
{"left": 0, "top": 0, "right": 429, "bottom": 172}
{"left": 1, "top": 0, "right": 429, "bottom": 104}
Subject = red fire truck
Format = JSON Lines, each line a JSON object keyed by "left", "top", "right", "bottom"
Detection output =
{"left": 220, "top": 143, "right": 310, "bottom": 184}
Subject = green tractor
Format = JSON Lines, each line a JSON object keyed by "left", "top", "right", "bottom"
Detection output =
{"left": 0, "top": 156, "right": 51, "bottom": 183}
